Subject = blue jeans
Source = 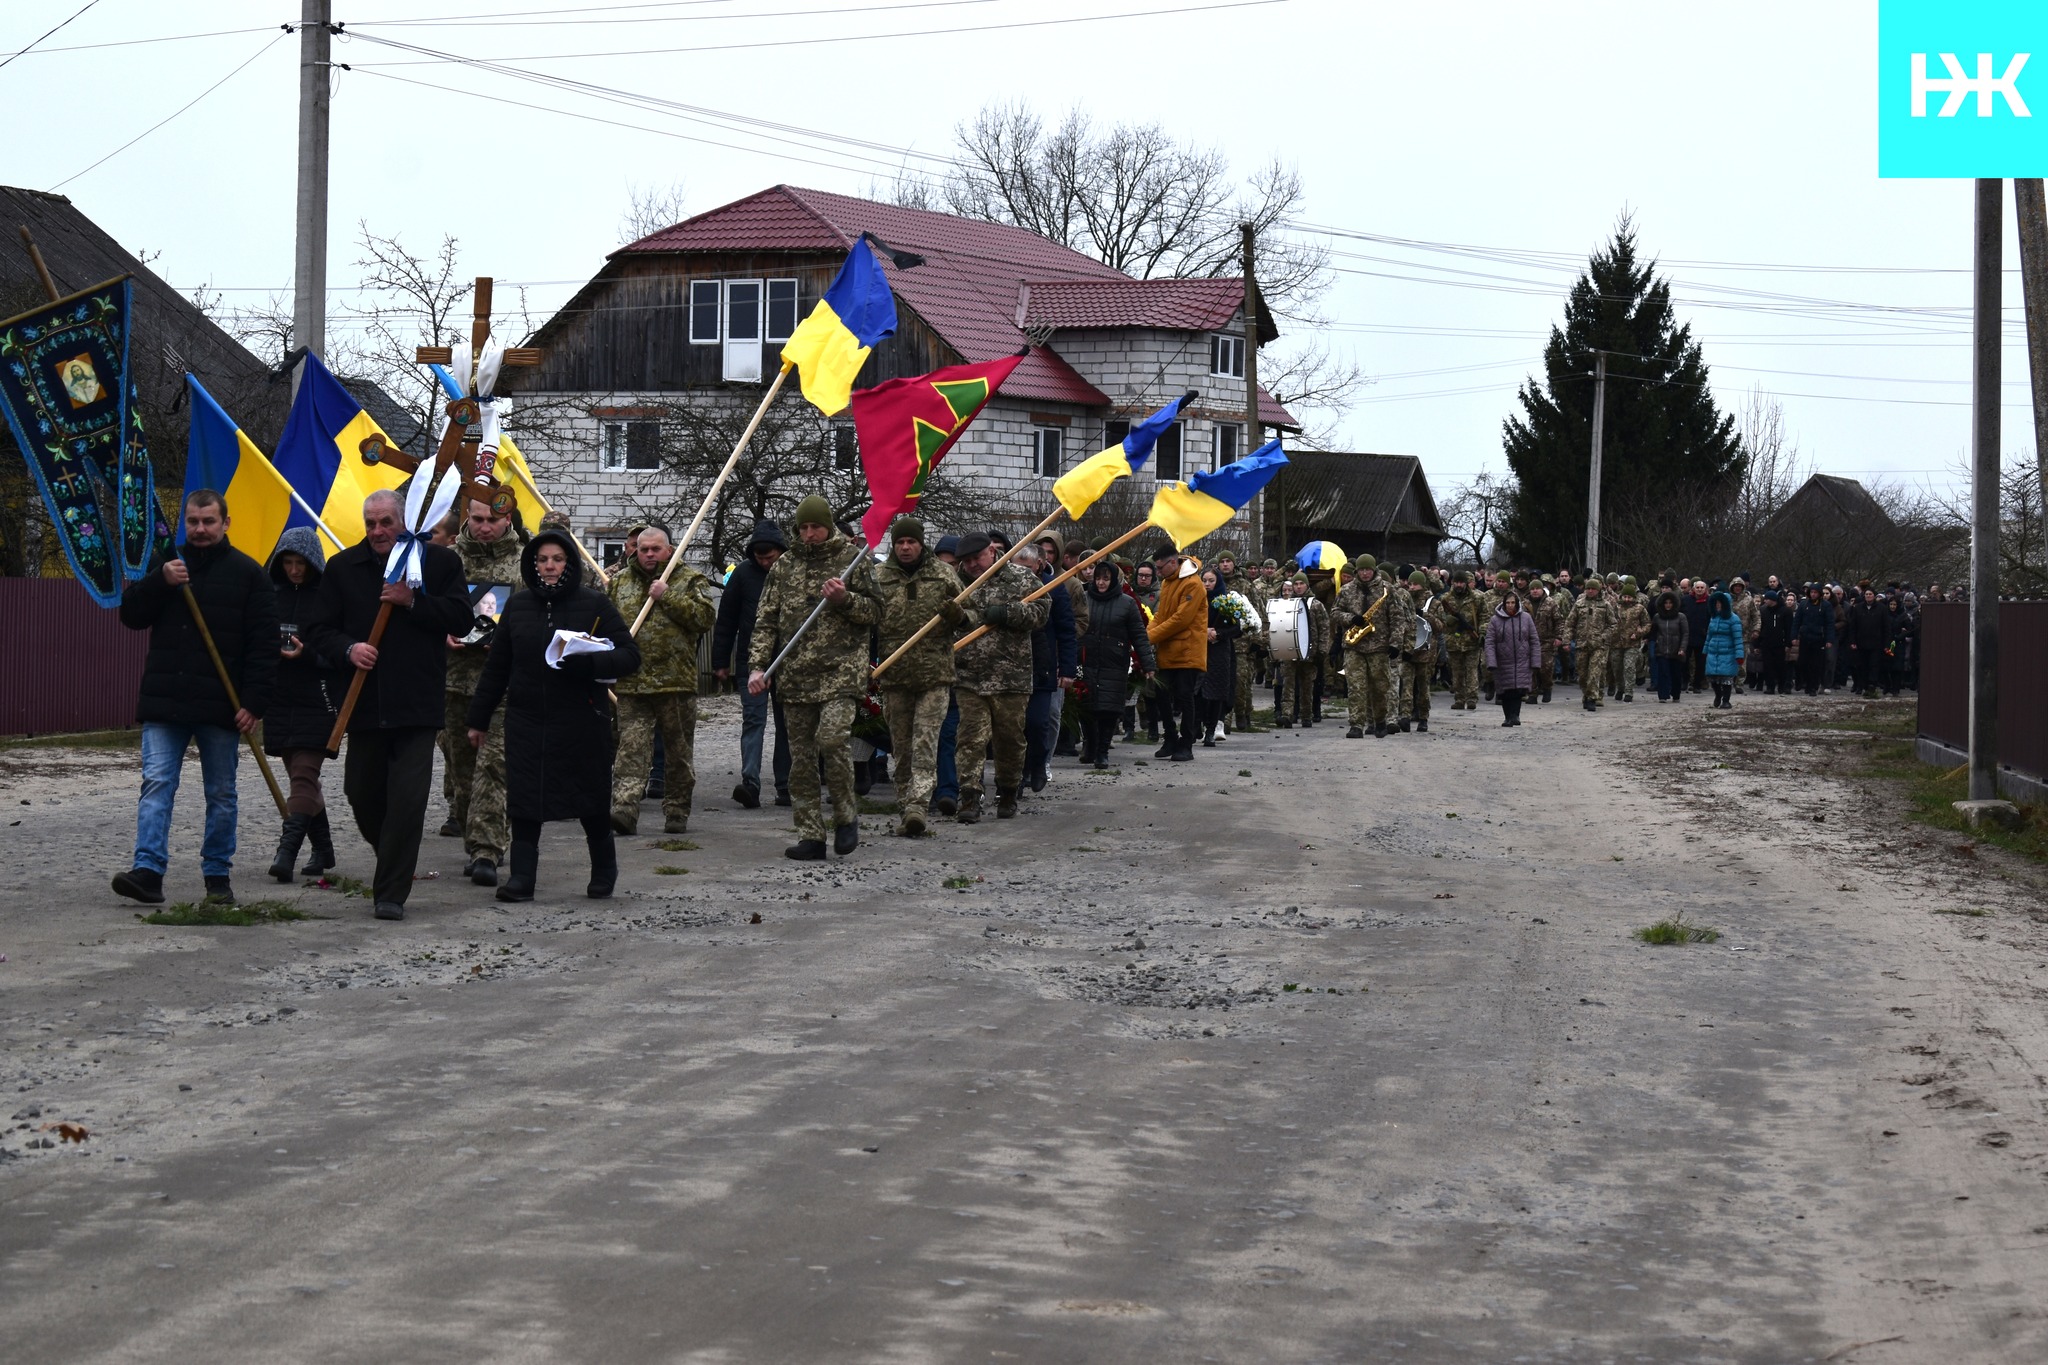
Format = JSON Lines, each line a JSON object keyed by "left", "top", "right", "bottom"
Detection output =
{"left": 134, "top": 721, "right": 239, "bottom": 877}
{"left": 935, "top": 692, "right": 960, "bottom": 801}
{"left": 740, "top": 686, "right": 790, "bottom": 796}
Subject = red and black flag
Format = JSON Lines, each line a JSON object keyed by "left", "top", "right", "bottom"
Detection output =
{"left": 850, "top": 354, "right": 1023, "bottom": 546}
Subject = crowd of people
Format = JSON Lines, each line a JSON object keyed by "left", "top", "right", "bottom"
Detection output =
{"left": 110, "top": 487, "right": 1934, "bottom": 918}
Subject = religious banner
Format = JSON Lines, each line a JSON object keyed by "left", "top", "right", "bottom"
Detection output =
{"left": 849, "top": 353, "right": 1023, "bottom": 547}
{"left": 0, "top": 276, "right": 170, "bottom": 605}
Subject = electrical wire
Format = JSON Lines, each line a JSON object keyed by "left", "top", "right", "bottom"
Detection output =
{"left": 353, "top": 0, "right": 1001, "bottom": 29}
{"left": 0, "top": 0, "right": 101, "bottom": 70}
{"left": 0, "top": 22, "right": 276, "bottom": 58}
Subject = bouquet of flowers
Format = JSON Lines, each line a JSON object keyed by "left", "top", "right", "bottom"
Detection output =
{"left": 1213, "top": 590, "right": 1259, "bottom": 633}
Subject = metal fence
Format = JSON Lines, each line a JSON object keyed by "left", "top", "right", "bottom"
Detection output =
{"left": 0, "top": 578, "right": 146, "bottom": 736}
{"left": 1917, "top": 601, "right": 2048, "bottom": 788}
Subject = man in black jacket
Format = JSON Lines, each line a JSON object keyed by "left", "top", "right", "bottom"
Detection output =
{"left": 710, "top": 519, "right": 789, "bottom": 808}
{"left": 305, "top": 489, "right": 472, "bottom": 921}
{"left": 112, "top": 490, "right": 277, "bottom": 906}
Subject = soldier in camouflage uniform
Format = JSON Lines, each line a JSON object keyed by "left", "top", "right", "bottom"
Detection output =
{"left": 951, "top": 532, "right": 1049, "bottom": 822}
{"left": 1276, "top": 575, "right": 1326, "bottom": 727}
{"left": 445, "top": 500, "right": 525, "bottom": 886}
{"left": 746, "top": 495, "right": 881, "bottom": 861}
{"left": 1437, "top": 569, "right": 1488, "bottom": 709}
{"left": 1214, "top": 551, "right": 1258, "bottom": 732}
{"left": 1334, "top": 555, "right": 1402, "bottom": 738}
{"left": 1528, "top": 579, "right": 1564, "bottom": 703}
{"left": 872, "top": 516, "right": 966, "bottom": 837}
{"left": 1566, "top": 577, "right": 1619, "bottom": 711}
{"left": 608, "top": 524, "right": 717, "bottom": 835}
{"left": 1397, "top": 571, "right": 1436, "bottom": 731}
{"left": 1611, "top": 578, "right": 1649, "bottom": 703}
{"left": 1247, "top": 558, "right": 1278, "bottom": 691}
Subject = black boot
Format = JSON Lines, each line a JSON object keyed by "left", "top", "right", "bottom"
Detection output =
{"left": 268, "top": 814, "right": 308, "bottom": 884}
{"left": 1415, "top": 717, "right": 1429, "bottom": 733}
{"left": 300, "top": 810, "right": 336, "bottom": 877}
{"left": 111, "top": 867, "right": 165, "bottom": 905}
{"left": 586, "top": 826, "right": 617, "bottom": 898}
{"left": 784, "top": 839, "right": 828, "bottom": 861}
{"left": 498, "top": 838, "right": 538, "bottom": 902}
{"left": 834, "top": 820, "right": 860, "bottom": 854}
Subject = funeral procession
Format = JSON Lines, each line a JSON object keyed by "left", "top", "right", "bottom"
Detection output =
{"left": 5, "top": 4, "right": 2048, "bottom": 1362}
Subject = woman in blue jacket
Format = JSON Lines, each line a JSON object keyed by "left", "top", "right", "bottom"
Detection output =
{"left": 1703, "top": 590, "right": 1746, "bottom": 710}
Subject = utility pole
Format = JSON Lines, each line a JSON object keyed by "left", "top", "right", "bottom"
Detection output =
{"left": 292, "top": 0, "right": 333, "bottom": 387}
{"left": 1584, "top": 351, "right": 1608, "bottom": 574}
{"left": 2014, "top": 179, "right": 2048, "bottom": 523}
{"left": 1969, "top": 178, "right": 2002, "bottom": 804}
{"left": 1242, "top": 221, "right": 1265, "bottom": 558}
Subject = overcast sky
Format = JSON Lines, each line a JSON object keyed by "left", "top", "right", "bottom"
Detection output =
{"left": 4, "top": 0, "right": 2027, "bottom": 499}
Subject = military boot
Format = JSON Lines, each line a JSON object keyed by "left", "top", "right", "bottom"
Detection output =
{"left": 1345, "top": 726, "right": 1364, "bottom": 739}
{"left": 897, "top": 808, "right": 927, "bottom": 838}
{"left": 834, "top": 821, "right": 860, "bottom": 855}
{"left": 956, "top": 791, "right": 983, "bottom": 824}
{"left": 996, "top": 788, "right": 1019, "bottom": 819}
{"left": 784, "top": 839, "right": 827, "bottom": 861}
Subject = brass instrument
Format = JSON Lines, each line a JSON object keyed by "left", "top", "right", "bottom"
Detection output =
{"left": 1343, "top": 587, "right": 1390, "bottom": 646}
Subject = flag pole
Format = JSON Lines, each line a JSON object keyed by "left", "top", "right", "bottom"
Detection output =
{"left": 869, "top": 505, "right": 1065, "bottom": 681}
{"left": 500, "top": 455, "right": 606, "bottom": 581}
{"left": 632, "top": 360, "right": 793, "bottom": 636}
{"left": 759, "top": 540, "right": 872, "bottom": 682}
{"left": 954, "top": 519, "right": 1155, "bottom": 651}
{"left": 182, "top": 582, "right": 289, "bottom": 817}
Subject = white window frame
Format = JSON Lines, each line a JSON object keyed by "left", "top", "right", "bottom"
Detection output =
{"left": 1154, "top": 421, "right": 1184, "bottom": 483}
{"left": 831, "top": 424, "right": 858, "bottom": 471}
{"left": 688, "top": 281, "right": 721, "bottom": 345}
{"left": 1214, "top": 421, "right": 1242, "bottom": 473}
{"left": 723, "top": 279, "right": 764, "bottom": 383}
{"left": 1210, "top": 333, "right": 1245, "bottom": 380}
{"left": 1032, "top": 426, "right": 1063, "bottom": 479}
{"left": 766, "top": 278, "right": 800, "bottom": 344}
{"left": 595, "top": 535, "right": 631, "bottom": 570}
{"left": 599, "top": 421, "right": 628, "bottom": 471}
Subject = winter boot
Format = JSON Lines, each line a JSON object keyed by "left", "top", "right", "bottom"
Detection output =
{"left": 897, "top": 808, "right": 927, "bottom": 838}
{"left": 835, "top": 820, "right": 860, "bottom": 854}
{"left": 783, "top": 839, "right": 827, "bottom": 861}
{"left": 497, "top": 838, "right": 539, "bottom": 902}
{"left": 301, "top": 810, "right": 336, "bottom": 877}
{"left": 111, "top": 867, "right": 165, "bottom": 905}
{"left": 664, "top": 813, "right": 689, "bottom": 834}
{"left": 586, "top": 827, "right": 618, "bottom": 898}
{"left": 467, "top": 856, "right": 499, "bottom": 888}
{"left": 1415, "top": 717, "right": 1429, "bottom": 733}
{"left": 268, "top": 814, "right": 309, "bottom": 884}
{"left": 204, "top": 876, "right": 235, "bottom": 904}
{"left": 1346, "top": 726, "right": 1365, "bottom": 739}
{"left": 956, "top": 791, "right": 983, "bottom": 824}
{"left": 996, "top": 788, "right": 1019, "bottom": 819}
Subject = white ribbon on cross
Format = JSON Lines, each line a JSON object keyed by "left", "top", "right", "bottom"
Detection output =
{"left": 383, "top": 462, "right": 463, "bottom": 587}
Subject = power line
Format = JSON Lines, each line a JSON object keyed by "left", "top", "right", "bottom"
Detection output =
{"left": 0, "top": 0, "right": 100, "bottom": 70}
{"left": 353, "top": 0, "right": 1001, "bottom": 29}
{"left": 0, "top": 22, "right": 276, "bottom": 58}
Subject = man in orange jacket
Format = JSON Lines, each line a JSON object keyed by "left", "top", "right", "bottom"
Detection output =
{"left": 1146, "top": 543, "right": 1208, "bottom": 762}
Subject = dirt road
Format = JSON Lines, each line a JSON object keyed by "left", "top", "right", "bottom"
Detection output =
{"left": 3, "top": 692, "right": 2044, "bottom": 1363}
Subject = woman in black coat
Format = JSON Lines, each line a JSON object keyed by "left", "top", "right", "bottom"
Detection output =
{"left": 1076, "top": 561, "right": 1156, "bottom": 769}
{"left": 1880, "top": 595, "right": 1914, "bottom": 696}
{"left": 1195, "top": 566, "right": 1241, "bottom": 746}
{"left": 1755, "top": 590, "right": 1792, "bottom": 695}
{"left": 263, "top": 526, "right": 348, "bottom": 881}
{"left": 467, "top": 531, "right": 641, "bottom": 900}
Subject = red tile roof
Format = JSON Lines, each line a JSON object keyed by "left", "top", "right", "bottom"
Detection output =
{"left": 1021, "top": 278, "right": 1246, "bottom": 333}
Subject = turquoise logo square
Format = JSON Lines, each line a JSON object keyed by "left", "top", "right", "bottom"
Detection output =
{"left": 1880, "top": 0, "right": 2048, "bottom": 177}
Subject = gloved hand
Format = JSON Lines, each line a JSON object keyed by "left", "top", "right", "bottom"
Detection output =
{"left": 558, "top": 653, "right": 601, "bottom": 680}
{"left": 983, "top": 601, "right": 1011, "bottom": 628}
{"left": 939, "top": 599, "right": 965, "bottom": 626}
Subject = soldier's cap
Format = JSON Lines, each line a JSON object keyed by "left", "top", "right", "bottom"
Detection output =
{"left": 888, "top": 515, "right": 924, "bottom": 545}
{"left": 1451, "top": 568, "right": 1472, "bottom": 583}
{"left": 793, "top": 494, "right": 835, "bottom": 530}
{"left": 955, "top": 532, "right": 993, "bottom": 561}
{"left": 1089, "top": 535, "right": 1111, "bottom": 552}
{"left": 1289, "top": 572, "right": 1309, "bottom": 585}
{"left": 1216, "top": 550, "right": 1237, "bottom": 563}
{"left": 1494, "top": 569, "right": 1511, "bottom": 580}
{"left": 1514, "top": 568, "right": 1531, "bottom": 580}
{"left": 1354, "top": 553, "right": 1377, "bottom": 572}
{"left": 935, "top": 534, "right": 960, "bottom": 556}
{"left": 1397, "top": 563, "right": 1414, "bottom": 578}
{"left": 1407, "top": 570, "right": 1428, "bottom": 586}
{"left": 1262, "top": 557, "right": 1279, "bottom": 568}
{"left": 1541, "top": 573, "right": 1556, "bottom": 584}
{"left": 1150, "top": 542, "right": 1180, "bottom": 561}
{"left": 1621, "top": 576, "right": 1638, "bottom": 592}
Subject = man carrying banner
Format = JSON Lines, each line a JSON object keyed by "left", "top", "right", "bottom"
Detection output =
{"left": 111, "top": 490, "right": 278, "bottom": 906}
{"left": 306, "top": 489, "right": 472, "bottom": 921}
{"left": 609, "top": 523, "right": 717, "bottom": 836}
{"left": 951, "top": 532, "right": 1048, "bottom": 822}
{"left": 871, "top": 516, "right": 966, "bottom": 837}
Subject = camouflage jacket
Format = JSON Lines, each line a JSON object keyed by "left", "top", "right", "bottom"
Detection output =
{"left": 1403, "top": 590, "right": 1438, "bottom": 658}
{"left": 1566, "top": 593, "right": 1620, "bottom": 649}
{"left": 1335, "top": 576, "right": 1399, "bottom": 655}
{"left": 871, "top": 549, "right": 966, "bottom": 692}
{"left": 747, "top": 533, "right": 881, "bottom": 704}
{"left": 1614, "top": 596, "right": 1651, "bottom": 647}
{"left": 1529, "top": 594, "right": 1568, "bottom": 647}
{"left": 1437, "top": 588, "right": 1488, "bottom": 650}
{"left": 955, "top": 561, "right": 1049, "bottom": 696}
{"left": 1304, "top": 595, "right": 1332, "bottom": 657}
{"left": 609, "top": 558, "right": 716, "bottom": 695}
{"left": 1730, "top": 589, "right": 1760, "bottom": 644}
{"left": 447, "top": 524, "right": 527, "bottom": 694}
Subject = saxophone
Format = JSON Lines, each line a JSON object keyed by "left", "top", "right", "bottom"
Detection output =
{"left": 1343, "top": 587, "right": 1390, "bottom": 646}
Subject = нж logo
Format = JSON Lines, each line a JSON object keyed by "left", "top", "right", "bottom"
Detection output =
{"left": 1911, "top": 52, "right": 2031, "bottom": 117}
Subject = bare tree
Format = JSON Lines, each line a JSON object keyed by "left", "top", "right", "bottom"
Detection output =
{"left": 619, "top": 181, "right": 689, "bottom": 244}
{"left": 1437, "top": 470, "right": 1512, "bottom": 567}
{"left": 341, "top": 225, "right": 475, "bottom": 440}
{"left": 1261, "top": 338, "right": 1366, "bottom": 450}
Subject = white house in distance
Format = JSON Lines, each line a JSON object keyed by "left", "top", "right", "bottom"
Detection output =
{"left": 512, "top": 185, "right": 1298, "bottom": 564}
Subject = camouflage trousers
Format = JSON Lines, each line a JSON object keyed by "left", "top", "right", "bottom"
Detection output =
{"left": 1534, "top": 647, "right": 1556, "bottom": 697}
{"left": 883, "top": 686, "right": 948, "bottom": 814}
{"left": 611, "top": 692, "right": 697, "bottom": 829}
{"left": 1578, "top": 646, "right": 1609, "bottom": 704}
{"left": 444, "top": 689, "right": 507, "bottom": 861}
{"left": 1233, "top": 640, "right": 1256, "bottom": 728}
{"left": 1279, "top": 661, "right": 1317, "bottom": 722}
{"left": 1397, "top": 653, "right": 1432, "bottom": 721}
{"left": 955, "top": 690, "right": 1028, "bottom": 799}
{"left": 783, "top": 698, "right": 857, "bottom": 843}
{"left": 1446, "top": 648, "right": 1483, "bottom": 707}
{"left": 1345, "top": 649, "right": 1393, "bottom": 727}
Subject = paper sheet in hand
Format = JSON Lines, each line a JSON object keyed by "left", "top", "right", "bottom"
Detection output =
{"left": 545, "top": 630, "right": 611, "bottom": 670}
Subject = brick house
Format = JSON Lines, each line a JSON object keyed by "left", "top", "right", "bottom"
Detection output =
{"left": 514, "top": 185, "right": 1298, "bottom": 566}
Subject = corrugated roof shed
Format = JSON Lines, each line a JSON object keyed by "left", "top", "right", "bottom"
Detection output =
{"left": 1277, "top": 452, "right": 1444, "bottom": 540}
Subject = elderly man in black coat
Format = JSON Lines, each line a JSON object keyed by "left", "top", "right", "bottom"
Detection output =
{"left": 111, "top": 489, "right": 277, "bottom": 907}
{"left": 305, "top": 489, "right": 472, "bottom": 921}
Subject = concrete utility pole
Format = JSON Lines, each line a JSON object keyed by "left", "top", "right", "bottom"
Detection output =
{"left": 1242, "top": 221, "right": 1265, "bottom": 557}
{"left": 292, "top": 0, "right": 333, "bottom": 384}
{"left": 2014, "top": 179, "right": 2048, "bottom": 523}
{"left": 1584, "top": 351, "right": 1608, "bottom": 574}
{"left": 1969, "top": 178, "right": 2002, "bottom": 804}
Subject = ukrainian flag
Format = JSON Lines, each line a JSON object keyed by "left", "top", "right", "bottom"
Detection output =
{"left": 180, "top": 374, "right": 307, "bottom": 564}
{"left": 432, "top": 364, "right": 551, "bottom": 532}
{"left": 1148, "top": 439, "right": 1288, "bottom": 551}
{"left": 779, "top": 236, "right": 897, "bottom": 416}
{"left": 1296, "top": 539, "right": 1348, "bottom": 578}
{"left": 1052, "top": 391, "right": 1194, "bottom": 520}
{"left": 272, "top": 352, "right": 409, "bottom": 549}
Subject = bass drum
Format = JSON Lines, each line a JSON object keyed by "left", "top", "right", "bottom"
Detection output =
{"left": 1266, "top": 596, "right": 1311, "bottom": 663}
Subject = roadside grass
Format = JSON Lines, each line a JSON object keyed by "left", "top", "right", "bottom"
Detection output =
{"left": 1933, "top": 906, "right": 1992, "bottom": 917}
{"left": 1634, "top": 915, "right": 1720, "bottom": 946}
{"left": 1852, "top": 730, "right": 2048, "bottom": 864}
{"left": 652, "top": 865, "right": 689, "bottom": 876}
{"left": 139, "top": 899, "right": 314, "bottom": 927}
{"left": 1, "top": 728, "right": 139, "bottom": 750}
{"left": 652, "top": 838, "right": 699, "bottom": 852}
{"left": 315, "top": 874, "right": 374, "bottom": 898}
{"left": 858, "top": 797, "right": 900, "bottom": 816}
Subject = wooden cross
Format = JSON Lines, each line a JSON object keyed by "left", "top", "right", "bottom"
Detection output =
{"left": 356, "top": 276, "right": 543, "bottom": 517}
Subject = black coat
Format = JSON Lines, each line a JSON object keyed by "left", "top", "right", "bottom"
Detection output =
{"left": 304, "top": 538, "right": 472, "bottom": 734}
{"left": 1077, "top": 568, "right": 1156, "bottom": 713}
{"left": 710, "top": 520, "right": 787, "bottom": 674}
{"left": 263, "top": 527, "right": 349, "bottom": 755}
{"left": 467, "top": 533, "right": 642, "bottom": 824}
{"left": 1678, "top": 594, "right": 1712, "bottom": 657}
{"left": 1845, "top": 601, "right": 1887, "bottom": 652}
{"left": 1757, "top": 600, "right": 1792, "bottom": 651}
{"left": 119, "top": 536, "right": 277, "bottom": 729}
{"left": 1198, "top": 600, "right": 1240, "bottom": 702}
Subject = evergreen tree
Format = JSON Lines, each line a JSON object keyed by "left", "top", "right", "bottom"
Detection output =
{"left": 1498, "top": 220, "right": 1745, "bottom": 569}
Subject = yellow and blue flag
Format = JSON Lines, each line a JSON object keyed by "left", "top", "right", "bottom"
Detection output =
{"left": 780, "top": 236, "right": 898, "bottom": 416}
{"left": 181, "top": 373, "right": 319, "bottom": 563}
{"left": 1148, "top": 439, "right": 1287, "bottom": 551}
{"left": 1052, "top": 391, "right": 1194, "bottom": 520}
{"left": 1296, "top": 539, "right": 1348, "bottom": 577}
{"left": 272, "top": 352, "right": 409, "bottom": 549}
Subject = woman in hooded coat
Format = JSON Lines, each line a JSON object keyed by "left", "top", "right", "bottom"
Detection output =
{"left": 1881, "top": 594, "right": 1914, "bottom": 697}
{"left": 263, "top": 526, "right": 348, "bottom": 881}
{"left": 1482, "top": 592, "right": 1539, "bottom": 726}
{"left": 1648, "top": 591, "right": 1690, "bottom": 703}
{"left": 1755, "top": 589, "right": 1792, "bottom": 694}
{"left": 467, "top": 530, "right": 641, "bottom": 900}
{"left": 1196, "top": 566, "right": 1241, "bottom": 746}
{"left": 1703, "top": 590, "right": 1746, "bottom": 709}
{"left": 1076, "top": 561, "right": 1156, "bottom": 769}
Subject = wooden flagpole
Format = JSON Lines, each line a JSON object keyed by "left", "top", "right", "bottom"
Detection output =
{"left": 868, "top": 505, "right": 1065, "bottom": 681}
{"left": 632, "top": 361, "right": 793, "bottom": 636}
{"left": 953, "top": 519, "right": 1155, "bottom": 652}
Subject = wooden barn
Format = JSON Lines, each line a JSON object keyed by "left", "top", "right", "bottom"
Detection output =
{"left": 1267, "top": 451, "right": 1445, "bottom": 568}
